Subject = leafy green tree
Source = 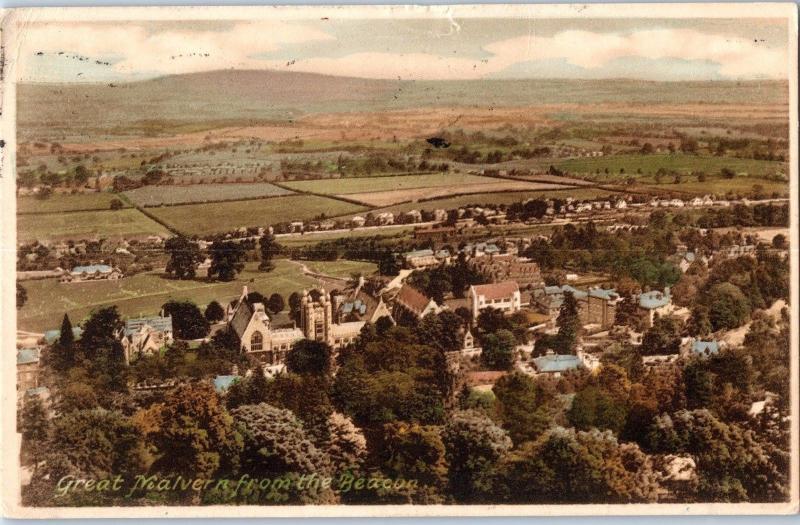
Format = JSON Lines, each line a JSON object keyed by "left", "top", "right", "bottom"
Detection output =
{"left": 149, "top": 383, "right": 240, "bottom": 480}
{"left": 267, "top": 293, "right": 285, "bottom": 314}
{"left": 228, "top": 403, "right": 334, "bottom": 504}
{"left": 380, "top": 422, "right": 448, "bottom": 503}
{"left": 640, "top": 315, "right": 682, "bottom": 355}
{"left": 378, "top": 251, "right": 400, "bottom": 276}
{"left": 286, "top": 339, "right": 332, "bottom": 377}
{"left": 162, "top": 300, "right": 210, "bottom": 340}
{"left": 568, "top": 386, "right": 628, "bottom": 435}
{"left": 418, "top": 311, "right": 464, "bottom": 353}
{"left": 480, "top": 329, "right": 516, "bottom": 371}
{"left": 16, "top": 282, "right": 27, "bottom": 309}
{"left": 80, "top": 306, "right": 123, "bottom": 359}
{"left": 494, "top": 428, "right": 659, "bottom": 503}
{"left": 204, "top": 300, "right": 226, "bottom": 323}
{"left": 312, "top": 411, "right": 367, "bottom": 473}
{"left": 476, "top": 307, "right": 511, "bottom": 334}
{"left": 42, "top": 409, "right": 144, "bottom": 487}
{"left": 258, "top": 232, "right": 281, "bottom": 272}
{"left": 18, "top": 397, "right": 49, "bottom": 472}
{"left": 556, "top": 291, "right": 581, "bottom": 353}
{"left": 704, "top": 283, "right": 752, "bottom": 331}
{"left": 164, "top": 236, "right": 203, "bottom": 280}
{"left": 493, "top": 371, "right": 553, "bottom": 444}
{"left": 207, "top": 240, "right": 245, "bottom": 281}
{"left": 442, "top": 409, "right": 512, "bottom": 503}
{"left": 647, "top": 409, "right": 788, "bottom": 502}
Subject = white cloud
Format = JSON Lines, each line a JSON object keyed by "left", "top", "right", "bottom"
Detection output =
{"left": 17, "top": 22, "right": 788, "bottom": 81}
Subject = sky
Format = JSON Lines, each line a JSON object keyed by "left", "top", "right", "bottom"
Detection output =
{"left": 16, "top": 16, "right": 791, "bottom": 83}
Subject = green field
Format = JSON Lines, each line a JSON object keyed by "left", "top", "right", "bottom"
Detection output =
{"left": 282, "top": 173, "right": 495, "bottom": 195}
{"left": 642, "top": 177, "right": 789, "bottom": 197}
{"left": 17, "top": 259, "right": 375, "bottom": 333}
{"left": 305, "top": 259, "right": 377, "bottom": 278}
{"left": 17, "top": 192, "right": 129, "bottom": 214}
{"left": 123, "top": 183, "right": 294, "bottom": 207}
{"left": 17, "top": 208, "right": 168, "bottom": 242}
{"left": 359, "top": 188, "right": 620, "bottom": 217}
{"left": 147, "top": 194, "right": 366, "bottom": 236}
{"left": 546, "top": 154, "right": 785, "bottom": 178}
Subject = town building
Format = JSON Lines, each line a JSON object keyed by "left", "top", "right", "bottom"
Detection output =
{"left": 60, "top": 264, "right": 123, "bottom": 283}
{"left": 637, "top": 288, "right": 674, "bottom": 328}
{"left": 403, "top": 248, "right": 449, "bottom": 269}
{"left": 469, "top": 281, "right": 521, "bottom": 319}
{"left": 469, "top": 254, "right": 544, "bottom": 287}
{"left": 16, "top": 348, "right": 41, "bottom": 393}
{"left": 119, "top": 315, "right": 174, "bottom": 363}
{"left": 392, "top": 284, "right": 440, "bottom": 322}
{"left": 300, "top": 288, "right": 367, "bottom": 350}
{"left": 534, "top": 285, "right": 620, "bottom": 329}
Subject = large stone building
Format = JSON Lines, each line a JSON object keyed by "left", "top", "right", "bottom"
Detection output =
{"left": 469, "top": 254, "right": 544, "bottom": 287}
{"left": 637, "top": 288, "right": 674, "bottom": 328}
{"left": 469, "top": 281, "right": 522, "bottom": 319}
{"left": 534, "top": 285, "right": 620, "bottom": 329}
{"left": 119, "top": 315, "right": 174, "bottom": 363}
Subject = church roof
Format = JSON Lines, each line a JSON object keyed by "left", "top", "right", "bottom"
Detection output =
{"left": 230, "top": 300, "right": 255, "bottom": 339}
{"left": 396, "top": 284, "right": 434, "bottom": 314}
{"left": 124, "top": 315, "right": 173, "bottom": 336}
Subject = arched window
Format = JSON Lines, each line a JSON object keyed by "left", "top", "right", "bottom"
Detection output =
{"left": 250, "top": 331, "right": 263, "bottom": 351}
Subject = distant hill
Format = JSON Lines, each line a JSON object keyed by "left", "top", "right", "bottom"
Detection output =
{"left": 17, "top": 69, "right": 788, "bottom": 141}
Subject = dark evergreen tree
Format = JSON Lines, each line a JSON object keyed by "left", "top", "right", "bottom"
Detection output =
{"left": 164, "top": 235, "right": 203, "bottom": 280}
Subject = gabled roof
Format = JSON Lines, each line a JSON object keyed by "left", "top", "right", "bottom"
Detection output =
{"left": 405, "top": 249, "right": 435, "bottom": 259}
{"left": 125, "top": 315, "right": 173, "bottom": 336}
{"left": 396, "top": 284, "right": 435, "bottom": 314}
{"left": 471, "top": 281, "right": 519, "bottom": 300}
{"left": 533, "top": 353, "right": 582, "bottom": 373}
{"left": 230, "top": 300, "right": 255, "bottom": 339}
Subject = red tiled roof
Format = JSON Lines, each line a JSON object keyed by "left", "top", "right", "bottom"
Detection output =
{"left": 396, "top": 284, "right": 433, "bottom": 314}
{"left": 471, "top": 281, "right": 519, "bottom": 301}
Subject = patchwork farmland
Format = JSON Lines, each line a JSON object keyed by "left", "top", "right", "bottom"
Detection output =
{"left": 123, "top": 182, "right": 294, "bottom": 207}
{"left": 17, "top": 208, "right": 168, "bottom": 242}
{"left": 146, "top": 194, "right": 367, "bottom": 236}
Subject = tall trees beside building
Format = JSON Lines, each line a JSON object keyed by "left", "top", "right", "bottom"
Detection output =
{"left": 204, "top": 300, "right": 226, "bottom": 323}
{"left": 165, "top": 236, "right": 203, "bottom": 280}
{"left": 258, "top": 232, "right": 281, "bottom": 272}
{"left": 208, "top": 240, "right": 245, "bottom": 281}
{"left": 162, "top": 300, "right": 210, "bottom": 340}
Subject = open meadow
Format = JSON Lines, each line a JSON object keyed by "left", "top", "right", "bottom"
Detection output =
{"left": 123, "top": 182, "right": 294, "bottom": 207}
{"left": 17, "top": 208, "right": 168, "bottom": 242}
{"left": 146, "top": 194, "right": 367, "bottom": 236}
{"left": 17, "top": 192, "right": 130, "bottom": 214}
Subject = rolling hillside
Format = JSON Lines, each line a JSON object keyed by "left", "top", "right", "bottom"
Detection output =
{"left": 17, "top": 69, "right": 788, "bottom": 141}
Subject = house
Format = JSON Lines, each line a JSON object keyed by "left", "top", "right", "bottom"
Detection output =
{"left": 119, "top": 315, "right": 174, "bottom": 363}
{"left": 17, "top": 348, "right": 41, "bottom": 393}
{"left": 469, "top": 254, "right": 543, "bottom": 287}
{"left": 638, "top": 288, "right": 673, "bottom": 328}
{"left": 350, "top": 216, "right": 366, "bottom": 228}
{"left": 374, "top": 212, "right": 395, "bottom": 226}
{"left": 333, "top": 284, "right": 394, "bottom": 326}
{"left": 403, "top": 249, "right": 447, "bottom": 269}
{"left": 392, "top": 284, "right": 440, "bottom": 322}
{"left": 60, "top": 264, "right": 123, "bottom": 283}
{"left": 534, "top": 285, "right": 619, "bottom": 329}
{"left": 469, "top": 281, "right": 521, "bottom": 319}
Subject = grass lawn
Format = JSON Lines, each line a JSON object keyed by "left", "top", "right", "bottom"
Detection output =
{"left": 278, "top": 225, "right": 416, "bottom": 248}
{"left": 17, "top": 208, "right": 168, "bottom": 242}
{"left": 16, "top": 259, "right": 350, "bottom": 333}
{"left": 147, "top": 194, "right": 367, "bottom": 236}
{"left": 282, "top": 173, "right": 494, "bottom": 195}
{"left": 17, "top": 192, "right": 129, "bottom": 214}
{"left": 305, "top": 259, "right": 378, "bottom": 279}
